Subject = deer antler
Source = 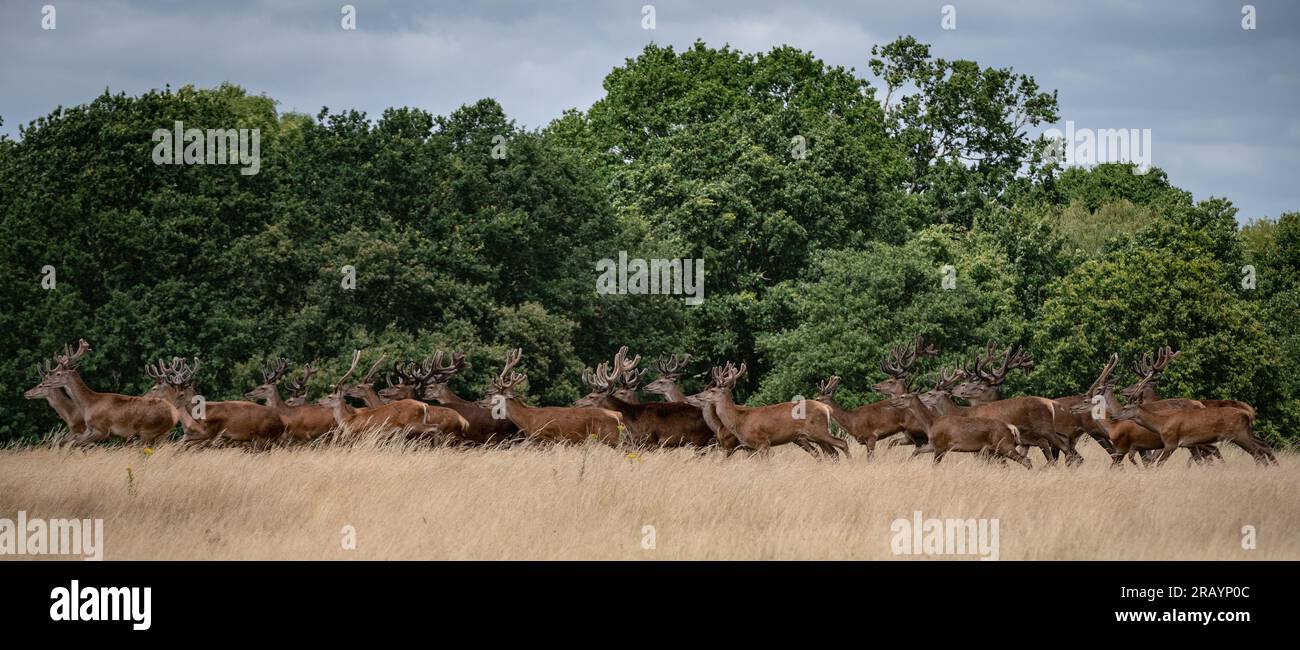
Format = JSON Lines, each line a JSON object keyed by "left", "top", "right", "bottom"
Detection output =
{"left": 816, "top": 375, "right": 841, "bottom": 399}
{"left": 359, "top": 352, "right": 387, "bottom": 386}
{"left": 493, "top": 348, "right": 526, "bottom": 390}
{"left": 331, "top": 351, "right": 364, "bottom": 393}
{"left": 168, "top": 357, "right": 200, "bottom": 386}
{"left": 262, "top": 358, "right": 292, "bottom": 384}
{"left": 286, "top": 363, "right": 316, "bottom": 398}
{"left": 430, "top": 349, "right": 467, "bottom": 383}
{"left": 1085, "top": 353, "right": 1120, "bottom": 396}
{"left": 932, "top": 366, "right": 966, "bottom": 393}
{"left": 972, "top": 342, "right": 1033, "bottom": 386}
{"left": 881, "top": 336, "right": 938, "bottom": 379}
{"left": 711, "top": 361, "right": 746, "bottom": 389}
{"left": 54, "top": 339, "right": 91, "bottom": 370}
{"left": 653, "top": 353, "right": 691, "bottom": 380}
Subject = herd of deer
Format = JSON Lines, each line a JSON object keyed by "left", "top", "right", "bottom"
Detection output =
{"left": 22, "top": 337, "right": 1278, "bottom": 468}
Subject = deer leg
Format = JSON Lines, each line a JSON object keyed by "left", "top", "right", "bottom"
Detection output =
{"left": 932, "top": 449, "right": 948, "bottom": 465}
{"left": 792, "top": 437, "right": 823, "bottom": 459}
{"left": 1153, "top": 446, "right": 1177, "bottom": 466}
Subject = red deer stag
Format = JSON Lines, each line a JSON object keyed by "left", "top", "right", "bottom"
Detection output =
{"left": 1103, "top": 371, "right": 1277, "bottom": 466}
{"left": 694, "top": 362, "right": 849, "bottom": 458}
{"left": 322, "top": 351, "right": 467, "bottom": 441}
{"left": 888, "top": 369, "right": 1031, "bottom": 468}
{"left": 949, "top": 343, "right": 1073, "bottom": 464}
{"left": 244, "top": 358, "right": 337, "bottom": 442}
{"left": 573, "top": 354, "right": 713, "bottom": 448}
{"left": 23, "top": 352, "right": 88, "bottom": 438}
{"left": 815, "top": 374, "right": 927, "bottom": 458}
{"left": 643, "top": 354, "right": 738, "bottom": 453}
{"left": 415, "top": 350, "right": 521, "bottom": 445}
{"left": 160, "top": 358, "right": 285, "bottom": 447}
{"left": 479, "top": 349, "right": 625, "bottom": 445}
{"left": 867, "top": 336, "right": 941, "bottom": 450}
{"left": 31, "top": 340, "right": 178, "bottom": 446}
{"left": 1124, "top": 347, "right": 1255, "bottom": 421}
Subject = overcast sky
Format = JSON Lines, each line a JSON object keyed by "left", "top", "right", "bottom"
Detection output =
{"left": 2, "top": 0, "right": 1297, "bottom": 222}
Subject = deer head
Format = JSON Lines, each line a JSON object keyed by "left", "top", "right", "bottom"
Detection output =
{"left": 1069, "top": 353, "right": 1120, "bottom": 416}
{"left": 1120, "top": 346, "right": 1180, "bottom": 400}
{"left": 244, "top": 357, "right": 292, "bottom": 403}
{"left": 24, "top": 357, "right": 65, "bottom": 399}
{"left": 379, "top": 358, "right": 435, "bottom": 402}
{"left": 644, "top": 353, "right": 691, "bottom": 398}
{"left": 320, "top": 351, "right": 364, "bottom": 409}
{"left": 31, "top": 339, "right": 92, "bottom": 393}
{"left": 158, "top": 357, "right": 202, "bottom": 406}
{"left": 481, "top": 348, "right": 527, "bottom": 402}
{"left": 145, "top": 357, "right": 188, "bottom": 400}
{"left": 342, "top": 352, "right": 388, "bottom": 402}
{"left": 951, "top": 341, "right": 1033, "bottom": 401}
{"left": 419, "top": 350, "right": 468, "bottom": 402}
{"left": 694, "top": 362, "right": 746, "bottom": 404}
{"left": 574, "top": 361, "right": 619, "bottom": 407}
{"left": 872, "top": 336, "right": 938, "bottom": 397}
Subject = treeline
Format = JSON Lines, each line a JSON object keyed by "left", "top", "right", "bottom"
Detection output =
{"left": 2, "top": 37, "right": 1296, "bottom": 443}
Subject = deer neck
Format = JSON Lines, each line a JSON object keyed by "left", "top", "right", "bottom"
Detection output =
{"left": 331, "top": 398, "right": 356, "bottom": 427}
{"left": 1140, "top": 383, "right": 1161, "bottom": 402}
{"left": 430, "top": 385, "right": 469, "bottom": 405}
{"left": 43, "top": 388, "right": 83, "bottom": 427}
{"left": 820, "top": 397, "right": 853, "bottom": 424}
{"left": 59, "top": 373, "right": 102, "bottom": 413}
{"left": 712, "top": 390, "right": 744, "bottom": 433}
{"left": 1129, "top": 405, "right": 1170, "bottom": 434}
{"left": 966, "top": 385, "right": 1001, "bottom": 406}
{"left": 264, "top": 389, "right": 289, "bottom": 411}
{"left": 659, "top": 383, "right": 689, "bottom": 403}
{"left": 904, "top": 395, "right": 934, "bottom": 432}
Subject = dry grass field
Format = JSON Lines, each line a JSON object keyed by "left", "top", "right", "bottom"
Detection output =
{"left": 1, "top": 437, "right": 1297, "bottom": 560}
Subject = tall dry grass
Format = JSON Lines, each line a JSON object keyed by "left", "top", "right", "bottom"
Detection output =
{"left": 1, "top": 436, "right": 1296, "bottom": 560}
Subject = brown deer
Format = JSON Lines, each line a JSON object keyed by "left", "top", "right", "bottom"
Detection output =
{"left": 31, "top": 340, "right": 178, "bottom": 446}
{"left": 23, "top": 353, "right": 87, "bottom": 437}
{"left": 949, "top": 343, "right": 1073, "bottom": 464}
{"left": 888, "top": 370, "right": 1031, "bottom": 468}
{"left": 573, "top": 356, "right": 713, "bottom": 448}
{"left": 415, "top": 350, "right": 521, "bottom": 445}
{"left": 1105, "top": 371, "right": 1277, "bottom": 466}
{"left": 864, "top": 336, "right": 941, "bottom": 450}
{"left": 244, "top": 358, "right": 337, "bottom": 442}
{"left": 478, "top": 349, "right": 625, "bottom": 445}
{"left": 643, "top": 354, "right": 740, "bottom": 453}
{"left": 159, "top": 358, "right": 285, "bottom": 447}
{"left": 815, "top": 374, "right": 926, "bottom": 457}
{"left": 694, "top": 362, "right": 850, "bottom": 458}
{"left": 1123, "top": 347, "right": 1256, "bottom": 421}
{"left": 321, "top": 351, "right": 468, "bottom": 441}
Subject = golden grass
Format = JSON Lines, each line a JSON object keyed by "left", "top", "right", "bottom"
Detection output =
{"left": 1, "top": 437, "right": 1296, "bottom": 560}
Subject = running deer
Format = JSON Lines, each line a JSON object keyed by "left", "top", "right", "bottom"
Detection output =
{"left": 573, "top": 356, "right": 713, "bottom": 448}
{"left": 949, "top": 343, "right": 1073, "bottom": 463}
{"left": 479, "top": 348, "right": 625, "bottom": 445}
{"left": 23, "top": 352, "right": 87, "bottom": 437}
{"left": 866, "top": 336, "right": 941, "bottom": 449}
{"left": 321, "top": 351, "right": 468, "bottom": 441}
{"left": 1123, "top": 347, "right": 1256, "bottom": 421}
{"left": 160, "top": 358, "right": 285, "bottom": 446}
{"left": 888, "top": 369, "right": 1031, "bottom": 468}
{"left": 416, "top": 350, "right": 521, "bottom": 445}
{"left": 1101, "top": 370, "right": 1276, "bottom": 466}
{"left": 244, "top": 358, "right": 336, "bottom": 442}
{"left": 30, "top": 340, "right": 178, "bottom": 446}
{"left": 815, "top": 374, "right": 925, "bottom": 457}
{"left": 643, "top": 353, "right": 735, "bottom": 452}
{"left": 694, "top": 362, "right": 849, "bottom": 458}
